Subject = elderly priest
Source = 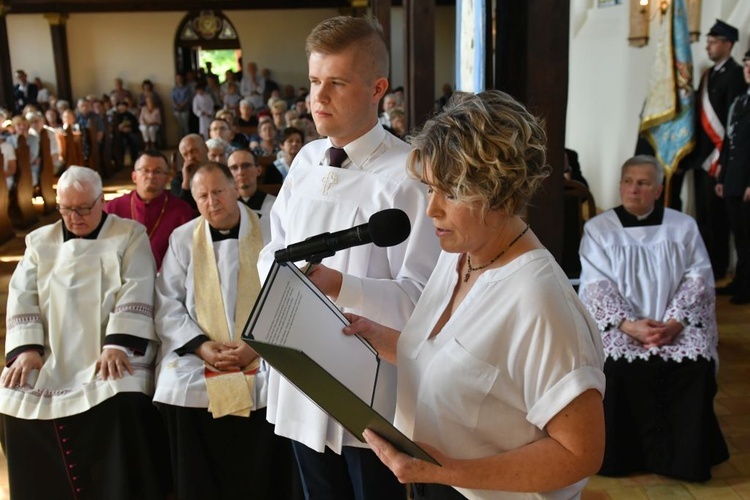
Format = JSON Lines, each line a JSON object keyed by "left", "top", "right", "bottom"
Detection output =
{"left": 0, "top": 166, "right": 170, "bottom": 499}
{"left": 579, "top": 155, "right": 729, "bottom": 481}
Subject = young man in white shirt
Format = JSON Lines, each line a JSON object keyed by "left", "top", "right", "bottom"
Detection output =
{"left": 258, "top": 15, "right": 439, "bottom": 500}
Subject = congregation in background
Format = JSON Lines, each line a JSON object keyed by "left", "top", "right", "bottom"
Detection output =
{"left": 0, "top": 10, "right": 746, "bottom": 500}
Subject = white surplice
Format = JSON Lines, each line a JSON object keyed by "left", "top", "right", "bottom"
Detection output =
{"left": 257, "top": 124, "right": 440, "bottom": 453}
{"left": 578, "top": 208, "right": 718, "bottom": 363}
{"left": 0, "top": 216, "right": 158, "bottom": 420}
{"left": 154, "top": 203, "right": 268, "bottom": 409}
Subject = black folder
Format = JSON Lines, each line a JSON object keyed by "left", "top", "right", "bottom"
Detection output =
{"left": 242, "top": 261, "right": 439, "bottom": 465}
{"left": 244, "top": 340, "right": 439, "bottom": 465}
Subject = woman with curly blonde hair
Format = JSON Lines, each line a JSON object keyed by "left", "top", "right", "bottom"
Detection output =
{"left": 345, "top": 90, "right": 606, "bottom": 499}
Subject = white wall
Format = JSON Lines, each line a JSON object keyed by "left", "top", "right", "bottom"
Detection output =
{"left": 66, "top": 13, "right": 180, "bottom": 100}
{"left": 63, "top": 10, "right": 341, "bottom": 147}
{"left": 6, "top": 8, "right": 455, "bottom": 147}
{"left": 567, "top": 0, "right": 750, "bottom": 211}
{"left": 225, "top": 8, "right": 340, "bottom": 91}
{"left": 7, "top": 15, "right": 57, "bottom": 95}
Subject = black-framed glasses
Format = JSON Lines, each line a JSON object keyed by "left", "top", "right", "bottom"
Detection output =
{"left": 228, "top": 162, "right": 257, "bottom": 172}
{"left": 57, "top": 195, "right": 101, "bottom": 216}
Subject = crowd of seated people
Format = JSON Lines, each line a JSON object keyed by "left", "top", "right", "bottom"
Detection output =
{"left": 0, "top": 72, "right": 178, "bottom": 229}
{"left": 0, "top": 62, "right": 320, "bottom": 251}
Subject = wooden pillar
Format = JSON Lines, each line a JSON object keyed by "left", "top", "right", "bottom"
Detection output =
{"left": 371, "top": 0, "right": 392, "bottom": 81}
{"left": 484, "top": 0, "right": 493, "bottom": 90}
{"left": 495, "top": 0, "right": 568, "bottom": 261}
{"left": 0, "top": 2, "right": 14, "bottom": 112}
{"left": 45, "top": 13, "right": 73, "bottom": 102}
{"left": 404, "top": 0, "right": 435, "bottom": 129}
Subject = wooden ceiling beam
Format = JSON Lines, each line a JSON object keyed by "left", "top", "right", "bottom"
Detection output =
{"left": 6, "top": 0, "right": 453, "bottom": 14}
{"left": 6, "top": 0, "right": 349, "bottom": 14}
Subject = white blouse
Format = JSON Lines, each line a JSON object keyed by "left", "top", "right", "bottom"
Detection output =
{"left": 397, "top": 250, "right": 605, "bottom": 500}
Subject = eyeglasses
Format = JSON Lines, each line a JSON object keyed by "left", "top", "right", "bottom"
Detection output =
{"left": 135, "top": 168, "right": 168, "bottom": 176}
{"left": 57, "top": 196, "right": 101, "bottom": 216}
{"left": 228, "top": 162, "right": 257, "bottom": 172}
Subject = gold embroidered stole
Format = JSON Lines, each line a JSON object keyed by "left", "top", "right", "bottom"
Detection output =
{"left": 193, "top": 204, "right": 263, "bottom": 418}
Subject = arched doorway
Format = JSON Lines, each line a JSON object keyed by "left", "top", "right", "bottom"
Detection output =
{"left": 174, "top": 10, "right": 241, "bottom": 77}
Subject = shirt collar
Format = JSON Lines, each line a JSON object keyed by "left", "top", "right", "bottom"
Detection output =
{"left": 713, "top": 57, "right": 730, "bottom": 71}
{"left": 239, "top": 191, "right": 266, "bottom": 211}
{"left": 323, "top": 122, "right": 385, "bottom": 170}
{"left": 636, "top": 207, "right": 654, "bottom": 221}
{"left": 209, "top": 220, "right": 241, "bottom": 241}
{"left": 133, "top": 189, "right": 167, "bottom": 207}
{"left": 62, "top": 212, "right": 109, "bottom": 241}
{"left": 614, "top": 204, "right": 664, "bottom": 227}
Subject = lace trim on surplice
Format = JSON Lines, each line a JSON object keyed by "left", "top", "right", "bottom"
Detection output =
{"left": 6, "top": 313, "right": 42, "bottom": 330}
{"left": 580, "top": 277, "right": 717, "bottom": 363}
{"left": 114, "top": 302, "right": 154, "bottom": 318}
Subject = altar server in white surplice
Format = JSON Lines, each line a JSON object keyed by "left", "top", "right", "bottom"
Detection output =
{"left": 579, "top": 155, "right": 729, "bottom": 482}
{"left": 154, "top": 162, "right": 301, "bottom": 500}
{"left": 257, "top": 16, "right": 439, "bottom": 500}
{"left": 0, "top": 166, "right": 170, "bottom": 500}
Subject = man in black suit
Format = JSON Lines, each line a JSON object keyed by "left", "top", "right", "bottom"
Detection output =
{"left": 716, "top": 50, "right": 750, "bottom": 304}
{"left": 689, "top": 20, "right": 747, "bottom": 280}
{"left": 12, "top": 70, "right": 38, "bottom": 114}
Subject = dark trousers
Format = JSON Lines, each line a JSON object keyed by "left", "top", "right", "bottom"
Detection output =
{"left": 726, "top": 196, "right": 750, "bottom": 295}
{"left": 694, "top": 169, "right": 730, "bottom": 279}
{"left": 292, "top": 441, "right": 406, "bottom": 500}
{"left": 158, "top": 405, "right": 303, "bottom": 500}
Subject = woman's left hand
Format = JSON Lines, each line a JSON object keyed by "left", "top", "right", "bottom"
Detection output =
{"left": 363, "top": 429, "right": 448, "bottom": 485}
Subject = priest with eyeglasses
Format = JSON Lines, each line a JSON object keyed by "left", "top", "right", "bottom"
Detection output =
{"left": 0, "top": 166, "right": 171, "bottom": 499}
{"left": 105, "top": 149, "right": 195, "bottom": 270}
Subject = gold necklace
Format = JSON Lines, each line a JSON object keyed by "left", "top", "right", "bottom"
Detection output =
{"left": 131, "top": 192, "right": 169, "bottom": 239}
{"left": 464, "top": 224, "right": 530, "bottom": 283}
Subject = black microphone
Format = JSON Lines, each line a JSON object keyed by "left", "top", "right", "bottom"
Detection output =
{"left": 274, "top": 209, "right": 411, "bottom": 263}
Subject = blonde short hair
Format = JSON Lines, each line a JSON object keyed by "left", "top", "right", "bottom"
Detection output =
{"left": 407, "top": 90, "right": 549, "bottom": 217}
{"left": 305, "top": 16, "right": 389, "bottom": 82}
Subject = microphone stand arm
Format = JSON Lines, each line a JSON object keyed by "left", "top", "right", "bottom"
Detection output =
{"left": 301, "top": 250, "right": 335, "bottom": 276}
